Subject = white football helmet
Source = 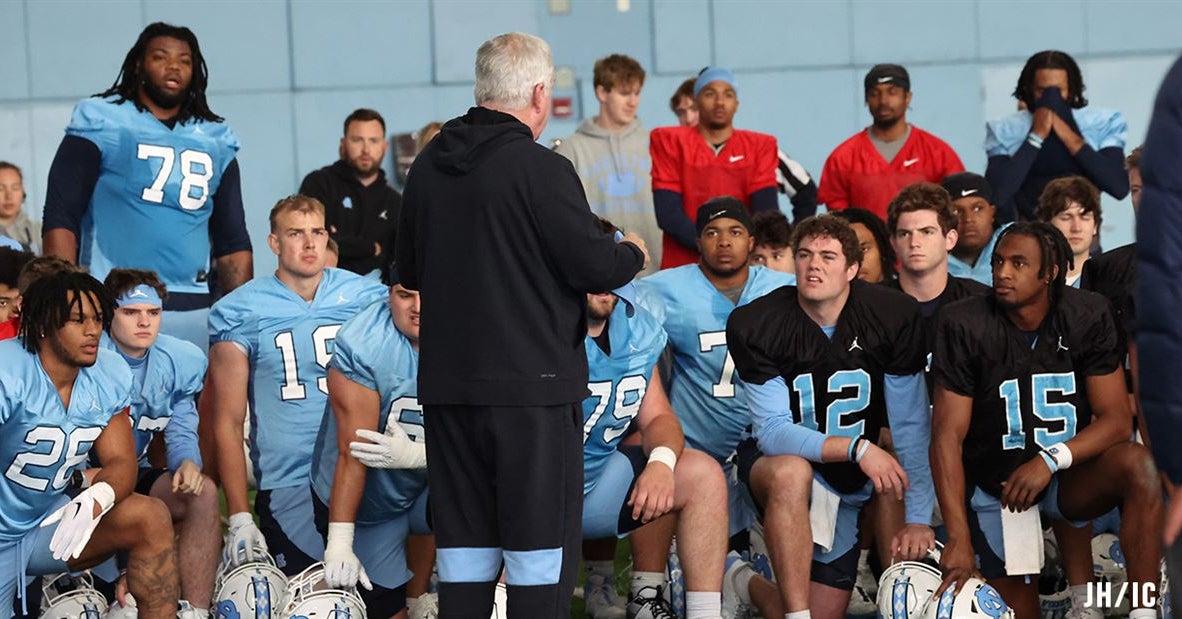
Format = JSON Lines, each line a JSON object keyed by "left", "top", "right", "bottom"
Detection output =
{"left": 40, "top": 572, "right": 109, "bottom": 619}
{"left": 280, "top": 563, "right": 366, "bottom": 619}
{"left": 213, "top": 555, "right": 288, "bottom": 619}
{"left": 877, "top": 560, "right": 942, "bottom": 619}
{"left": 1090, "top": 533, "right": 1129, "bottom": 615}
{"left": 922, "top": 577, "right": 1014, "bottom": 619}
{"left": 1039, "top": 528, "right": 1069, "bottom": 619}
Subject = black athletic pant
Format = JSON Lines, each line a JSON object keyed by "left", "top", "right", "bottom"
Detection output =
{"left": 425, "top": 403, "right": 583, "bottom": 618}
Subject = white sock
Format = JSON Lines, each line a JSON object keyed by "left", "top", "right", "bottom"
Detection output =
{"left": 1127, "top": 609, "right": 1157, "bottom": 619}
{"left": 630, "top": 571, "right": 665, "bottom": 598}
{"left": 1070, "top": 583, "right": 1091, "bottom": 606}
{"left": 786, "top": 611, "right": 812, "bottom": 619}
{"left": 586, "top": 560, "right": 615, "bottom": 580}
{"left": 685, "top": 591, "right": 720, "bottom": 618}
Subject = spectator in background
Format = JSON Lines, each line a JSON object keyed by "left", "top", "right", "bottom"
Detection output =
{"left": 651, "top": 67, "right": 779, "bottom": 269}
{"left": 299, "top": 108, "right": 402, "bottom": 278}
{"left": 0, "top": 163, "right": 39, "bottom": 253}
{"left": 749, "top": 211, "right": 794, "bottom": 273}
{"left": 557, "top": 54, "right": 663, "bottom": 276}
{"left": 669, "top": 78, "right": 697, "bottom": 128}
{"left": 0, "top": 247, "right": 32, "bottom": 326}
{"left": 985, "top": 50, "right": 1129, "bottom": 223}
{"left": 415, "top": 121, "right": 444, "bottom": 156}
{"left": 834, "top": 207, "right": 896, "bottom": 284}
{"left": 1127, "top": 146, "right": 1143, "bottom": 211}
{"left": 819, "top": 64, "right": 964, "bottom": 221}
{"left": 1036, "top": 176, "right": 1101, "bottom": 287}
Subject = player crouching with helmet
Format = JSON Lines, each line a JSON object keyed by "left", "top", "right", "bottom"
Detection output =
{"left": 0, "top": 272, "right": 180, "bottom": 619}
{"left": 930, "top": 222, "right": 1162, "bottom": 618}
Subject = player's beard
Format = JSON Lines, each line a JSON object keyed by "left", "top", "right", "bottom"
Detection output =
{"left": 872, "top": 110, "right": 903, "bottom": 130}
{"left": 702, "top": 261, "right": 745, "bottom": 280}
{"left": 142, "top": 78, "right": 187, "bottom": 111}
{"left": 347, "top": 157, "right": 381, "bottom": 177}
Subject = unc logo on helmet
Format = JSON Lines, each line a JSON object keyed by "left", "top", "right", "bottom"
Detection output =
{"left": 214, "top": 554, "right": 288, "bottom": 619}
{"left": 877, "top": 560, "right": 942, "bottom": 619}
{"left": 39, "top": 572, "right": 110, "bottom": 619}
{"left": 923, "top": 578, "right": 1013, "bottom": 619}
{"left": 281, "top": 563, "right": 367, "bottom": 619}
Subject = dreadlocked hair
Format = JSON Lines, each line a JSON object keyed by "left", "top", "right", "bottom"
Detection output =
{"left": 19, "top": 271, "right": 114, "bottom": 354}
{"left": 96, "top": 22, "right": 223, "bottom": 124}
{"left": 995, "top": 222, "right": 1073, "bottom": 305}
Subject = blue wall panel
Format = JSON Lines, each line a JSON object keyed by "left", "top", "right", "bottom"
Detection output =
{"left": 851, "top": 0, "right": 977, "bottom": 65}
{"left": 291, "top": 0, "right": 432, "bottom": 89}
{"left": 433, "top": 0, "right": 540, "bottom": 83}
{"left": 0, "top": 2, "right": 30, "bottom": 101}
{"left": 976, "top": 0, "right": 1085, "bottom": 61}
{"left": 542, "top": 0, "right": 653, "bottom": 80}
{"left": 144, "top": 0, "right": 291, "bottom": 93}
{"left": 904, "top": 63, "right": 987, "bottom": 175}
{"left": 26, "top": 1, "right": 144, "bottom": 99}
{"left": 713, "top": 0, "right": 852, "bottom": 70}
{"left": 651, "top": 0, "right": 711, "bottom": 75}
{"left": 1086, "top": 1, "right": 1182, "bottom": 55}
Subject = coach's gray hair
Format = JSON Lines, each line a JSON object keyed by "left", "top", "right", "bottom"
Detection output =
{"left": 474, "top": 32, "right": 554, "bottom": 109}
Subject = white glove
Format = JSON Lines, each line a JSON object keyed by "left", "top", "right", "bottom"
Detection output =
{"left": 41, "top": 481, "right": 115, "bottom": 561}
{"left": 349, "top": 426, "right": 427, "bottom": 469}
{"left": 323, "top": 522, "right": 372, "bottom": 590}
{"left": 226, "top": 512, "right": 269, "bottom": 564}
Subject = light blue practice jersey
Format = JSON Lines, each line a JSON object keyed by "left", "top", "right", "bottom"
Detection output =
{"left": 583, "top": 301, "right": 667, "bottom": 493}
{"left": 0, "top": 341, "right": 132, "bottom": 541}
{"left": 636, "top": 265, "right": 794, "bottom": 460}
{"left": 66, "top": 97, "right": 240, "bottom": 294}
{"left": 949, "top": 222, "right": 1012, "bottom": 286}
{"left": 311, "top": 299, "right": 427, "bottom": 524}
{"left": 104, "top": 334, "right": 207, "bottom": 471}
{"left": 209, "top": 269, "right": 386, "bottom": 490}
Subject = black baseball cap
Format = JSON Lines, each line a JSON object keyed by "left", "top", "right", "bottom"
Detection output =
{"left": 941, "top": 172, "right": 994, "bottom": 203}
{"left": 696, "top": 197, "right": 752, "bottom": 235}
{"left": 864, "top": 64, "right": 910, "bottom": 92}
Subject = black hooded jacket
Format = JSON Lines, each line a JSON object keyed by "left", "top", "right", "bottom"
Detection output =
{"left": 299, "top": 159, "right": 401, "bottom": 276}
{"left": 396, "top": 107, "right": 645, "bottom": 406}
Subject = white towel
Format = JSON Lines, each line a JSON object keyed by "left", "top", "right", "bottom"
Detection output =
{"left": 1001, "top": 504, "right": 1044, "bottom": 575}
{"left": 810, "top": 479, "right": 841, "bottom": 553}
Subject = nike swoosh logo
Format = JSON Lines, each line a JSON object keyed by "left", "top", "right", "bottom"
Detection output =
{"left": 729, "top": 155, "right": 744, "bottom": 163}
{"left": 902, "top": 158, "right": 919, "bottom": 167}
{"left": 878, "top": 76, "right": 893, "bottom": 83}
{"left": 711, "top": 210, "right": 726, "bottom": 218}
{"left": 960, "top": 189, "right": 977, "bottom": 197}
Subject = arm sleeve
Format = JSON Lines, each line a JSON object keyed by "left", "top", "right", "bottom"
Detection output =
{"left": 208, "top": 159, "right": 252, "bottom": 258}
{"left": 748, "top": 186, "right": 779, "bottom": 214}
{"left": 985, "top": 145, "right": 1040, "bottom": 223}
{"left": 649, "top": 129, "right": 684, "bottom": 193}
{"left": 164, "top": 395, "right": 201, "bottom": 471}
{"left": 42, "top": 135, "right": 102, "bottom": 235}
{"left": 1135, "top": 55, "right": 1182, "bottom": 483}
{"left": 777, "top": 152, "right": 819, "bottom": 222}
{"left": 930, "top": 313, "right": 977, "bottom": 396}
{"left": 746, "top": 376, "right": 827, "bottom": 461}
{"left": 885, "top": 372, "right": 935, "bottom": 525}
{"left": 534, "top": 162, "right": 644, "bottom": 292}
{"left": 328, "top": 325, "right": 378, "bottom": 391}
{"left": 653, "top": 189, "right": 697, "bottom": 249}
{"left": 208, "top": 299, "right": 257, "bottom": 354}
{"left": 1078, "top": 303, "right": 1122, "bottom": 376}
{"left": 395, "top": 178, "right": 420, "bottom": 291}
{"left": 1075, "top": 145, "right": 1131, "bottom": 199}
{"left": 746, "top": 138, "right": 779, "bottom": 195}
{"left": 816, "top": 153, "right": 849, "bottom": 211}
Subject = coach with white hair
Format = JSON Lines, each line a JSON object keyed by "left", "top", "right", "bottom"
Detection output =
{"left": 395, "top": 32, "right": 648, "bottom": 617}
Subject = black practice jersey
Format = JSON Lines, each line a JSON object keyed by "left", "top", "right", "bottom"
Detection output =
{"left": 1082, "top": 244, "right": 1137, "bottom": 392}
{"left": 727, "top": 279, "right": 927, "bottom": 493}
{"left": 931, "top": 287, "right": 1122, "bottom": 498}
{"left": 886, "top": 275, "right": 991, "bottom": 389}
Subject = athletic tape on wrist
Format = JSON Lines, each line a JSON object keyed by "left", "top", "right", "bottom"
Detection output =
{"left": 648, "top": 446, "right": 677, "bottom": 471}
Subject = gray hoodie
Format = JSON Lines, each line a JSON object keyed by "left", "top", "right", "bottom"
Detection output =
{"left": 556, "top": 118, "right": 661, "bottom": 276}
{"left": 0, "top": 211, "right": 40, "bottom": 254}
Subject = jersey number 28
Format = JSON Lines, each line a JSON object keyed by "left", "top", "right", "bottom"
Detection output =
{"left": 5, "top": 426, "right": 103, "bottom": 491}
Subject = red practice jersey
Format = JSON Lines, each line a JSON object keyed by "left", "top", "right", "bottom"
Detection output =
{"left": 651, "top": 126, "right": 777, "bottom": 268}
{"left": 818, "top": 126, "right": 963, "bottom": 221}
{"left": 0, "top": 317, "right": 18, "bottom": 341}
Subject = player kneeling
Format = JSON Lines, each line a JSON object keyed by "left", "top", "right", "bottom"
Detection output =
{"left": 311, "top": 272, "right": 430, "bottom": 619}
{"left": 0, "top": 272, "right": 179, "bottom": 619}
{"left": 581, "top": 285, "right": 732, "bottom": 619}
{"left": 97, "top": 269, "right": 221, "bottom": 616}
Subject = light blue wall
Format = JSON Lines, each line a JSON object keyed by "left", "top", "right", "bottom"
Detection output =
{"left": 1, "top": 0, "right": 1177, "bottom": 274}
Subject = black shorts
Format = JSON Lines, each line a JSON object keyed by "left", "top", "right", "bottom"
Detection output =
{"left": 135, "top": 467, "right": 169, "bottom": 495}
